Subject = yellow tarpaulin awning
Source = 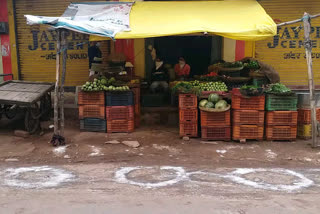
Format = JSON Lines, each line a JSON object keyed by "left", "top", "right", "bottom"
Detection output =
{"left": 90, "top": 0, "right": 276, "bottom": 41}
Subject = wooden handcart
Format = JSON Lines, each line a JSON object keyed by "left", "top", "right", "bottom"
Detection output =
{"left": 0, "top": 80, "right": 54, "bottom": 134}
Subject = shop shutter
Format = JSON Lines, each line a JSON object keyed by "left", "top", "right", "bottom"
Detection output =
{"left": 14, "top": 0, "right": 110, "bottom": 86}
{"left": 255, "top": 0, "right": 320, "bottom": 88}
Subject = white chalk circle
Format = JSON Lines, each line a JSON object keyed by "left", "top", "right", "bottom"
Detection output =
{"left": 223, "top": 168, "right": 314, "bottom": 192}
{"left": 115, "top": 166, "right": 187, "bottom": 188}
{"left": 2, "top": 166, "right": 76, "bottom": 189}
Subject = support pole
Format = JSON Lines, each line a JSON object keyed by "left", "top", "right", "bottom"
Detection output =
{"left": 303, "top": 13, "right": 318, "bottom": 147}
{"left": 54, "top": 29, "right": 61, "bottom": 136}
{"left": 60, "top": 30, "right": 67, "bottom": 137}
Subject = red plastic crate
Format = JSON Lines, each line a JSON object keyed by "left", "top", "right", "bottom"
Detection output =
{"left": 107, "top": 119, "right": 134, "bottom": 133}
{"left": 266, "top": 111, "right": 298, "bottom": 126}
{"left": 78, "top": 91, "right": 105, "bottom": 105}
{"left": 266, "top": 125, "right": 297, "bottom": 141}
{"left": 298, "top": 108, "right": 320, "bottom": 124}
{"left": 180, "top": 108, "right": 198, "bottom": 122}
{"left": 79, "top": 105, "right": 105, "bottom": 119}
{"left": 201, "top": 126, "right": 231, "bottom": 141}
{"left": 179, "top": 94, "right": 197, "bottom": 108}
{"left": 200, "top": 110, "right": 230, "bottom": 126}
{"left": 232, "top": 110, "right": 264, "bottom": 125}
{"left": 106, "top": 106, "right": 134, "bottom": 120}
{"left": 231, "top": 95, "right": 265, "bottom": 110}
{"left": 233, "top": 125, "right": 264, "bottom": 140}
{"left": 179, "top": 121, "right": 198, "bottom": 137}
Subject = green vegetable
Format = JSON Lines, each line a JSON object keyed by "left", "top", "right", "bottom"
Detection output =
{"left": 208, "top": 93, "right": 220, "bottom": 103}
{"left": 215, "top": 100, "right": 228, "bottom": 110}
{"left": 205, "top": 102, "right": 215, "bottom": 108}
{"left": 266, "top": 83, "right": 291, "bottom": 94}
{"left": 199, "top": 99, "right": 208, "bottom": 107}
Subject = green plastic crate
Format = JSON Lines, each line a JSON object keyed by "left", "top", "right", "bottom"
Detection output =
{"left": 265, "top": 94, "right": 298, "bottom": 111}
{"left": 252, "top": 78, "right": 268, "bottom": 87}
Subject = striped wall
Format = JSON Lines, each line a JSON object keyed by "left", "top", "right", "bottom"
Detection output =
{"left": 223, "top": 38, "right": 254, "bottom": 62}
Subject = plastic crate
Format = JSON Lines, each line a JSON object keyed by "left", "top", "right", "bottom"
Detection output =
{"left": 232, "top": 110, "right": 264, "bottom": 125}
{"left": 201, "top": 126, "right": 231, "bottom": 141}
{"left": 79, "top": 105, "right": 105, "bottom": 119}
{"left": 297, "top": 124, "right": 312, "bottom": 139}
{"left": 200, "top": 110, "right": 231, "bottom": 126}
{"left": 80, "top": 118, "right": 106, "bottom": 132}
{"left": 78, "top": 91, "right": 105, "bottom": 105}
{"left": 298, "top": 108, "right": 320, "bottom": 124}
{"left": 266, "top": 125, "right": 297, "bottom": 141}
{"left": 106, "top": 91, "right": 134, "bottom": 106}
{"left": 179, "top": 121, "right": 198, "bottom": 137}
{"left": 265, "top": 94, "right": 298, "bottom": 111}
{"left": 232, "top": 125, "right": 264, "bottom": 140}
{"left": 106, "top": 106, "right": 134, "bottom": 120}
{"left": 265, "top": 111, "right": 298, "bottom": 126}
{"left": 180, "top": 108, "right": 198, "bottom": 122}
{"left": 231, "top": 95, "right": 265, "bottom": 110}
{"left": 107, "top": 119, "right": 134, "bottom": 133}
{"left": 179, "top": 94, "right": 197, "bottom": 108}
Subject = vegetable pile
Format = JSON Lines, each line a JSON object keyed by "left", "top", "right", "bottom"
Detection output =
{"left": 199, "top": 93, "right": 228, "bottom": 110}
{"left": 81, "top": 77, "right": 130, "bottom": 92}
{"left": 244, "top": 60, "right": 260, "bottom": 69}
{"left": 220, "top": 61, "right": 243, "bottom": 68}
{"left": 199, "top": 82, "right": 228, "bottom": 92}
{"left": 266, "top": 83, "right": 291, "bottom": 94}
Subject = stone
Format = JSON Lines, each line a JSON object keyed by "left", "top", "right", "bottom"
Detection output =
{"left": 63, "top": 155, "right": 70, "bottom": 159}
{"left": 105, "top": 140, "right": 121, "bottom": 144}
{"left": 122, "top": 141, "right": 140, "bottom": 148}
{"left": 14, "top": 130, "right": 30, "bottom": 138}
{"left": 182, "top": 136, "right": 190, "bottom": 141}
{"left": 5, "top": 158, "right": 19, "bottom": 162}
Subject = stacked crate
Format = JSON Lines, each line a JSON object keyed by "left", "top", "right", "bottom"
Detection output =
{"left": 179, "top": 94, "right": 198, "bottom": 137}
{"left": 297, "top": 108, "right": 320, "bottom": 139}
{"left": 200, "top": 109, "right": 231, "bottom": 141}
{"left": 232, "top": 94, "right": 265, "bottom": 141}
{"left": 78, "top": 91, "right": 106, "bottom": 132}
{"left": 106, "top": 91, "right": 135, "bottom": 133}
{"left": 265, "top": 94, "right": 298, "bottom": 141}
{"left": 131, "top": 87, "right": 141, "bottom": 128}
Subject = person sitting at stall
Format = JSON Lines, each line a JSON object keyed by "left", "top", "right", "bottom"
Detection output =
{"left": 88, "top": 42, "right": 102, "bottom": 76}
{"left": 150, "top": 58, "right": 169, "bottom": 93}
{"left": 174, "top": 57, "right": 191, "bottom": 80}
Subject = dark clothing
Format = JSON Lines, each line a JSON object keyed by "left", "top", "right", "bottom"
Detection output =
{"left": 151, "top": 64, "right": 168, "bottom": 82}
{"left": 88, "top": 45, "right": 102, "bottom": 69}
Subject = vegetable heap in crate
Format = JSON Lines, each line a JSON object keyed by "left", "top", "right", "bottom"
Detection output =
{"left": 81, "top": 77, "right": 130, "bottom": 92}
{"left": 199, "top": 93, "right": 228, "bottom": 110}
{"left": 266, "top": 83, "right": 292, "bottom": 94}
{"left": 199, "top": 82, "right": 228, "bottom": 92}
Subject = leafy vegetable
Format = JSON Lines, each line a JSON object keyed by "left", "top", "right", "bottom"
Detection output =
{"left": 199, "top": 99, "right": 208, "bottom": 107}
{"left": 266, "top": 83, "right": 291, "bottom": 94}
{"left": 215, "top": 100, "right": 228, "bottom": 110}
{"left": 244, "top": 60, "right": 260, "bottom": 69}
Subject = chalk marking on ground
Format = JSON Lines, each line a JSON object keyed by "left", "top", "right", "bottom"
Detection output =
{"left": 265, "top": 149, "right": 277, "bottom": 159}
{"left": 53, "top": 146, "right": 67, "bottom": 156}
{"left": 222, "top": 168, "right": 314, "bottom": 192}
{"left": 216, "top": 150, "right": 227, "bottom": 154}
{"left": 114, "top": 166, "right": 187, "bottom": 188}
{"left": 2, "top": 166, "right": 76, "bottom": 189}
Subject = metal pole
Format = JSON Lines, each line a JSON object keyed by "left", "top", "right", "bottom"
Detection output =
{"left": 60, "top": 30, "right": 67, "bottom": 137}
{"left": 54, "top": 29, "right": 61, "bottom": 135}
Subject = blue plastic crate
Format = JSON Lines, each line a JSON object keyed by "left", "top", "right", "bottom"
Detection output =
{"left": 106, "top": 91, "right": 134, "bottom": 106}
{"left": 80, "top": 118, "right": 106, "bottom": 132}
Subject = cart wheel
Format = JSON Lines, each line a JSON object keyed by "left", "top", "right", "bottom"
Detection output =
{"left": 4, "top": 105, "right": 18, "bottom": 120}
{"left": 25, "top": 105, "right": 40, "bottom": 134}
{"left": 40, "top": 93, "right": 52, "bottom": 121}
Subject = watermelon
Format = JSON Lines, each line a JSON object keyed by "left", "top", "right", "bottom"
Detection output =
{"left": 215, "top": 100, "right": 228, "bottom": 110}
{"left": 199, "top": 99, "right": 208, "bottom": 107}
{"left": 208, "top": 93, "right": 220, "bottom": 103}
{"left": 205, "top": 102, "right": 214, "bottom": 108}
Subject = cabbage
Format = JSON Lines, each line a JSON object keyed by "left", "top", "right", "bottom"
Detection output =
{"left": 208, "top": 93, "right": 220, "bottom": 103}
{"left": 205, "top": 102, "right": 215, "bottom": 108}
{"left": 199, "top": 99, "right": 208, "bottom": 107}
{"left": 215, "top": 100, "right": 228, "bottom": 110}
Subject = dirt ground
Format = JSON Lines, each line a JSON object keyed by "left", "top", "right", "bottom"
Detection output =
{"left": 0, "top": 112, "right": 320, "bottom": 169}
